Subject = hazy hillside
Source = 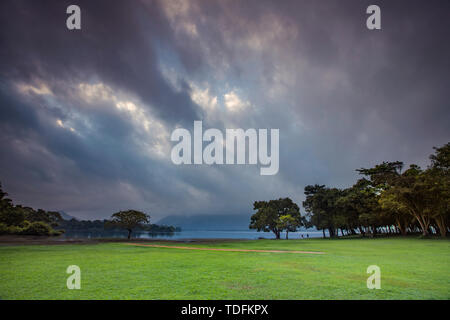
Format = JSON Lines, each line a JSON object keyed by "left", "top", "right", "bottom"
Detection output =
{"left": 58, "top": 211, "right": 79, "bottom": 221}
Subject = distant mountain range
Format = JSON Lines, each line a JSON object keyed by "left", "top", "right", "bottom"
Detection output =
{"left": 156, "top": 214, "right": 253, "bottom": 231}
{"left": 58, "top": 211, "right": 79, "bottom": 221}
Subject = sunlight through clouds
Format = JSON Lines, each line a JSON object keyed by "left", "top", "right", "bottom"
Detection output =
{"left": 77, "top": 82, "right": 171, "bottom": 158}
{"left": 224, "top": 91, "right": 250, "bottom": 112}
{"left": 16, "top": 81, "right": 53, "bottom": 96}
{"left": 190, "top": 84, "right": 218, "bottom": 111}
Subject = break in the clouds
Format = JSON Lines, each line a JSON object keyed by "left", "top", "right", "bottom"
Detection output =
{"left": 0, "top": 0, "right": 449, "bottom": 220}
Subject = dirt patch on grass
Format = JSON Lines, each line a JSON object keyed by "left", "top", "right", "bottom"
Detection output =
{"left": 129, "top": 243, "right": 325, "bottom": 254}
{"left": 0, "top": 235, "right": 251, "bottom": 246}
{"left": 0, "top": 235, "right": 97, "bottom": 246}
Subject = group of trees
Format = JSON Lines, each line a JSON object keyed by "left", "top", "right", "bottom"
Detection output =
{"left": 59, "top": 216, "right": 180, "bottom": 236}
{"left": 0, "top": 185, "right": 178, "bottom": 239}
{"left": 104, "top": 210, "right": 183, "bottom": 239}
{"left": 303, "top": 143, "right": 449, "bottom": 238}
{"left": 2, "top": 143, "right": 448, "bottom": 240}
{"left": 0, "top": 184, "right": 64, "bottom": 236}
{"left": 249, "top": 143, "right": 449, "bottom": 239}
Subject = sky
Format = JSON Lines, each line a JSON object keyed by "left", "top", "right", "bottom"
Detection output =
{"left": 0, "top": 0, "right": 449, "bottom": 221}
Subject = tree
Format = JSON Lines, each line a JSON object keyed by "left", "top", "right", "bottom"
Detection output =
{"left": 278, "top": 215, "right": 302, "bottom": 239}
{"left": 303, "top": 185, "right": 342, "bottom": 238}
{"left": 429, "top": 142, "right": 450, "bottom": 172}
{"left": 377, "top": 165, "right": 433, "bottom": 236}
{"left": 0, "top": 205, "right": 25, "bottom": 227}
{"left": 0, "top": 183, "right": 14, "bottom": 214}
{"left": 358, "top": 162, "right": 426, "bottom": 236}
{"left": 303, "top": 185, "right": 327, "bottom": 237}
{"left": 421, "top": 169, "right": 449, "bottom": 237}
{"left": 427, "top": 143, "right": 450, "bottom": 237}
{"left": 379, "top": 191, "right": 411, "bottom": 236}
{"left": 303, "top": 143, "right": 450, "bottom": 238}
{"left": 0, "top": 184, "right": 24, "bottom": 227}
{"left": 249, "top": 198, "right": 302, "bottom": 239}
{"left": 22, "top": 208, "right": 62, "bottom": 227}
{"left": 356, "top": 161, "right": 403, "bottom": 188}
{"left": 109, "top": 210, "right": 150, "bottom": 239}
{"left": 0, "top": 182, "right": 63, "bottom": 236}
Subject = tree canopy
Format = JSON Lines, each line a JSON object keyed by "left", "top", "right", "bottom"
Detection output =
{"left": 303, "top": 142, "right": 449, "bottom": 238}
{"left": 108, "top": 210, "right": 150, "bottom": 239}
{"left": 0, "top": 182, "right": 63, "bottom": 236}
{"left": 249, "top": 197, "right": 304, "bottom": 239}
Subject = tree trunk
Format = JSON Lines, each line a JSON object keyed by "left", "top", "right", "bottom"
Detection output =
{"left": 358, "top": 226, "right": 365, "bottom": 237}
{"left": 328, "top": 228, "right": 336, "bottom": 238}
{"left": 414, "top": 213, "right": 430, "bottom": 236}
{"left": 286, "top": 231, "right": 289, "bottom": 240}
{"left": 127, "top": 229, "right": 132, "bottom": 239}
{"left": 322, "top": 229, "right": 325, "bottom": 238}
{"left": 274, "top": 230, "right": 280, "bottom": 239}
{"left": 434, "top": 215, "right": 447, "bottom": 238}
{"left": 398, "top": 224, "right": 406, "bottom": 236}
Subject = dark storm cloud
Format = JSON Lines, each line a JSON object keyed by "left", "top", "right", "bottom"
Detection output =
{"left": 169, "top": 0, "right": 450, "bottom": 184}
{"left": 0, "top": 0, "right": 449, "bottom": 220}
{"left": 0, "top": 0, "right": 200, "bottom": 125}
{"left": 0, "top": 0, "right": 208, "bottom": 218}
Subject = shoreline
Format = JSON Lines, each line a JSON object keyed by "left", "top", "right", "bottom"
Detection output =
{"left": 1, "top": 233, "right": 447, "bottom": 246}
{"left": 0, "top": 235, "right": 254, "bottom": 246}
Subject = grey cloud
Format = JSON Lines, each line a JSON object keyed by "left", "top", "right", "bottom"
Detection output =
{"left": 0, "top": 0, "right": 201, "bottom": 125}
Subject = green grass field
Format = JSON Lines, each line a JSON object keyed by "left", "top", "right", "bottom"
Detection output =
{"left": 0, "top": 238, "right": 449, "bottom": 299}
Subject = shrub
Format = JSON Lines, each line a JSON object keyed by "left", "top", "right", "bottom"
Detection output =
{"left": 0, "top": 222, "right": 9, "bottom": 235}
{"left": 0, "top": 223, "right": 24, "bottom": 235}
{"left": 20, "top": 221, "right": 53, "bottom": 236}
{"left": 0, "top": 209, "right": 25, "bottom": 226}
{"left": 50, "top": 229, "right": 65, "bottom": 236}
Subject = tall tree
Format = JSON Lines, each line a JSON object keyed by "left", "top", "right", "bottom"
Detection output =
{"left": 109, "top": 210, "right": 150, "bottom": 239}
{"left": 426, "top": 143, "right": 450, "bottom": 237}
{"left": 429, "top": 142, "right": 450, "bottom": 172}
{"left": 303, "top": 185, "right": 342, "bottom": 237}
{"left": 356, "top": 161, "right": 403, "bottom": 188}
{"left": 379, "top": 191, "right": 411, "bottom": 236}
{"left": 379, "top": 165, "right": 433, "bottom": 236}
{"left": 278, "top": 214, "right": 302, "bottom": 239}
{"left": 337, "top": 179, "right": 380, "bottom": 236}
{"left": 250, "top": 198, "right": 302, "bottom": 239}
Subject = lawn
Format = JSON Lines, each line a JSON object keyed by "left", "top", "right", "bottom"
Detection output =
{"left": 0, "top": 237, "right": 448, "bottom": 299}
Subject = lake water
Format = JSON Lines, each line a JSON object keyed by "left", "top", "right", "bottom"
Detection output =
{"left": 62, "top": 230, "right": 325, "bottom": 240}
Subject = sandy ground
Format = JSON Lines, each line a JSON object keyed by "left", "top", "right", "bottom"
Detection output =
{"left": 129, "top": 243, "right": 325, "bottom": 254}
{"left": 0, "top": 235, "right": 250, "bottom": 246}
